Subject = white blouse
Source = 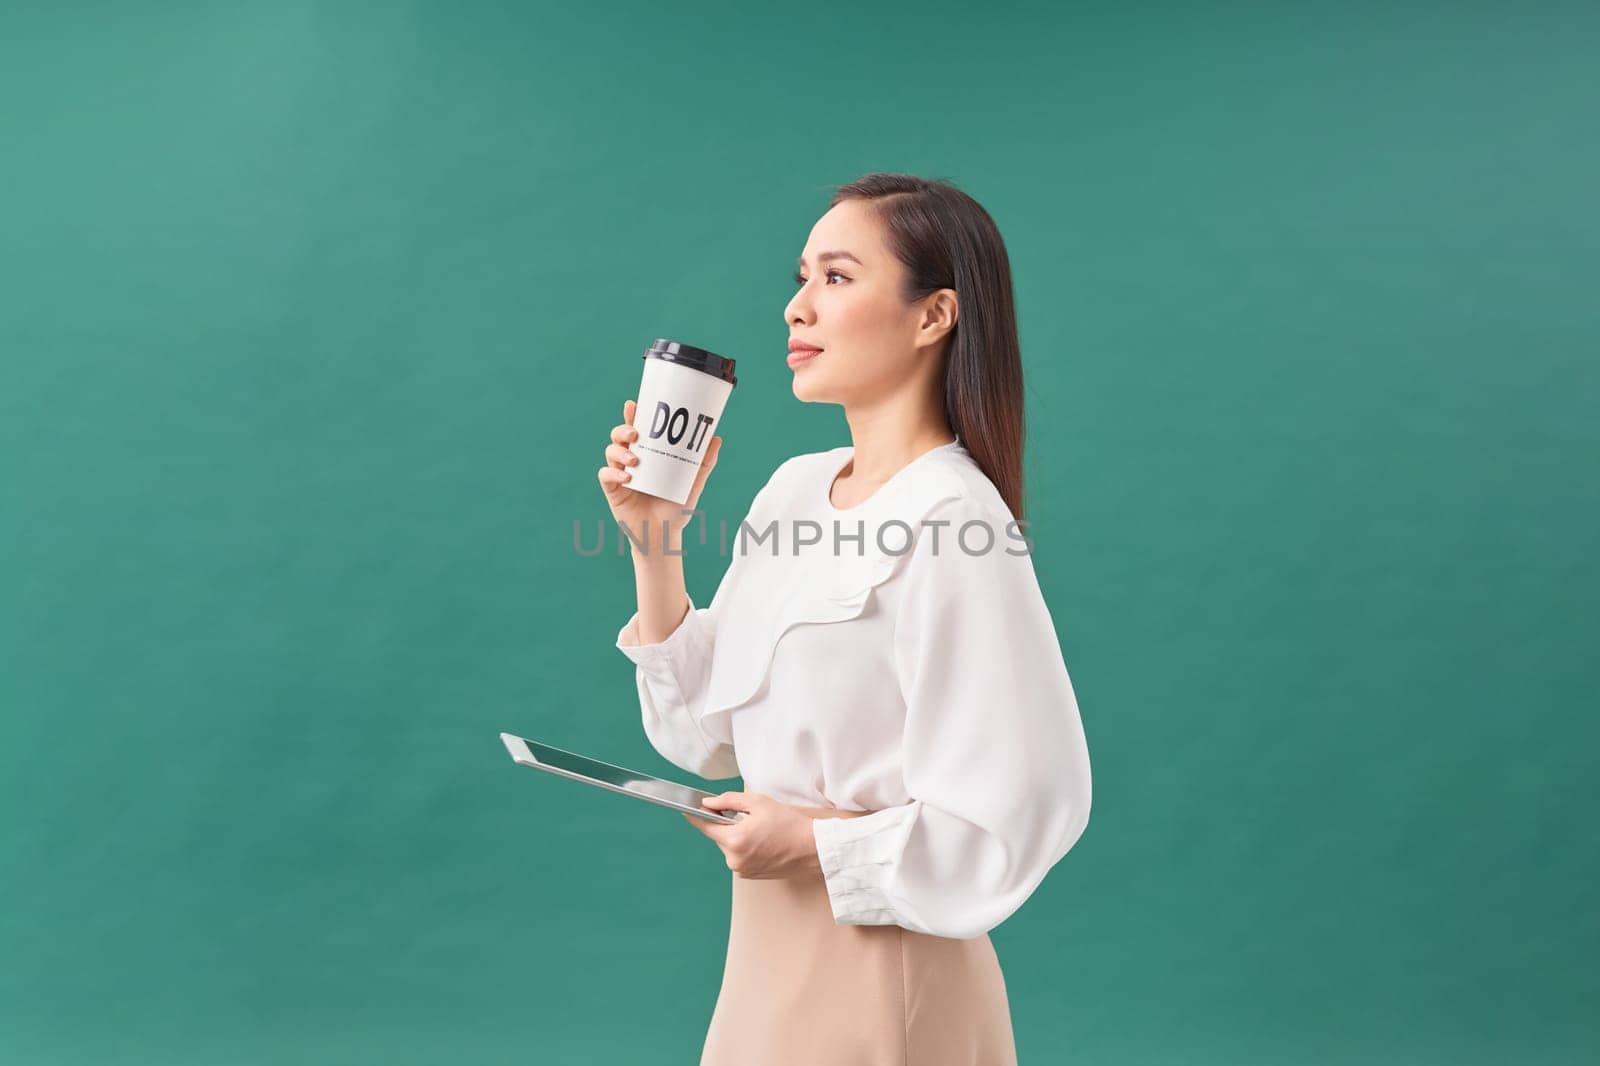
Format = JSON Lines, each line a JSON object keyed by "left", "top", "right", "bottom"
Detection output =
{"left": 615, "top": 438, "right": 1092, "bottom": 941}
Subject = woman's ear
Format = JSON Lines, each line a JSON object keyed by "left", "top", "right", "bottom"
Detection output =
{"left": 917, "top": 288, "right": 959, "bottom": 348}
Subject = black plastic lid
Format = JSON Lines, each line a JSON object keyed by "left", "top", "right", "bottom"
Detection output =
{"left": 643, "top": 339, "right": 737, "bottom": 387}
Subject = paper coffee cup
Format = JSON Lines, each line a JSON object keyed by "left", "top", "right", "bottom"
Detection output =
{"left": 625, "top": 338, "right": 737, "bottom": 505}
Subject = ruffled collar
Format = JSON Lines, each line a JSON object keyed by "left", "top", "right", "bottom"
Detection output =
{"left": 691, "top": 439, "right": 973, "bottom": 739}
{"left": 817, "top": 437, "right": 967, "bottom": 519}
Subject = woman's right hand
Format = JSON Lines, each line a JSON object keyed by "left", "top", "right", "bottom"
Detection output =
{"left": 597, "top": 399, "right": 723, "bottom": 544}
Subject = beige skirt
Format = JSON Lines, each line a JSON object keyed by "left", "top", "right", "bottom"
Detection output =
{"left": 699, "top": 870, "right": 1018, "bottom": 1065}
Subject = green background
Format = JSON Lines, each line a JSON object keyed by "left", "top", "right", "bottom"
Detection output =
{"left": 3, "top": 1, "right": 1595, "bottom": 1062}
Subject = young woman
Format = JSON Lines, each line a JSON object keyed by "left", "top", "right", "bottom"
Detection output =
{"left": 597, "top": 172, "right": 1093, "bottom": 1065}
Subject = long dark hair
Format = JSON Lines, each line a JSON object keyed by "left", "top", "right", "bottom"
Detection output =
{"left": 829, "top": 172, "right": 1027, "bottom": 522}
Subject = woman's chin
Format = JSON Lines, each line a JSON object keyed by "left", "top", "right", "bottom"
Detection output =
{"left": 794, "top": 372, "right": 854, "bottom": 405}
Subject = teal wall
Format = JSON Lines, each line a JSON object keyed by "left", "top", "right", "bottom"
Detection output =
{"left": 2, "top": 2, "right": 1595, "bottom": 1063}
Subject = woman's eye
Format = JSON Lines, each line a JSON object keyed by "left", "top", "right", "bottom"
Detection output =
{"left": 792, "top": 270, "right": 847, "bottom": 287}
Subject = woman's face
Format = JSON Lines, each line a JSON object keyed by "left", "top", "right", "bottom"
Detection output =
{"left": 784, "top": 199, "right": 953, "bottom": 406}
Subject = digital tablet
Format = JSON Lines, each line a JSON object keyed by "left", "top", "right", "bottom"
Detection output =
{"left": 499, "top": 732, "right": 744, "bottom": 824}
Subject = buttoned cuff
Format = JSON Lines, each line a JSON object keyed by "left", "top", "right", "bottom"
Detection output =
{"left": 811, "top": 803, "right": 920, "bottom": 927}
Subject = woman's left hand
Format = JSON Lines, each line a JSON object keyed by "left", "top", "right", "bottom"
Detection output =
{"left": 682, "top": 791, "right": 820, "bottom": 879}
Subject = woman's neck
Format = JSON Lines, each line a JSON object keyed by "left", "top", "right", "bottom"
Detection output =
{"left": 838, "top": 411, "right": 956, "bottom": 489}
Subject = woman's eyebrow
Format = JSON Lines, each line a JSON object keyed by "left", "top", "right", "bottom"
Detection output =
{"left": 796, "top": 250, "right": 863, "bottom": 267}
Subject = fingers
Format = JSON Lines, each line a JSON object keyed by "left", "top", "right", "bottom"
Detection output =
{"left": 693, "top": 437, "right": 720, "bottom": 480}
{"left": 605, "top": 442, "right": 638, "bottom": 470}
{"left": 685, "top": 436, "right": 721, "bottom": 504}
{"left": 683, "top": 812, "right": 724, "bottom": 837}
{"left": 600, "top": 408, "right": 641, "bottom": 492}
{"left": 602, "top": 402, "right": 641, "bottom": 492}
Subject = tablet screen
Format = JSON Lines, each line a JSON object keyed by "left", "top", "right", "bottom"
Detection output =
{"left": 500, "top": 733, "right": 740, "bottom": 822}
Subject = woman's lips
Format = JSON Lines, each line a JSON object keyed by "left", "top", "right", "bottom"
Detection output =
{"left": 787, "top": 347, "right": 823, "bottom": 368}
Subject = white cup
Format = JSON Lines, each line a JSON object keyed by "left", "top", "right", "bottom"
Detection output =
{"left": 625, "top": 339, "right": 737, "bottom": 505}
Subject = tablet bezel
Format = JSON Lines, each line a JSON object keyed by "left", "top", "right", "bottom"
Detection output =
{"left": 500, "top": 732, "right": 743, "bottom": 824}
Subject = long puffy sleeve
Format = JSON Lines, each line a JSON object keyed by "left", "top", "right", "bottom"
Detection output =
{"left": 616, "top": 590, "right": 738, "bottom": 780}
{"left": 614, "top": 469, "right": 787, "bottom": 781}
{"left": 810, "top": 493, "right": 1093, "bottom": 940}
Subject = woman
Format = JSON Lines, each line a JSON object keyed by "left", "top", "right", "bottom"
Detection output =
{"left": 597, "top": 172, "right": 1092, "bottom": 1065}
